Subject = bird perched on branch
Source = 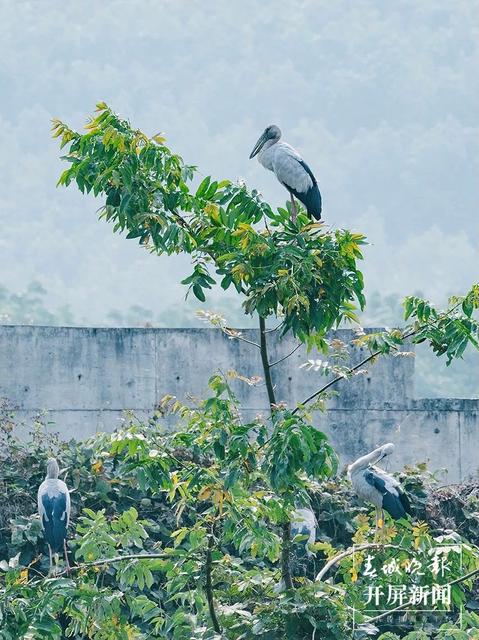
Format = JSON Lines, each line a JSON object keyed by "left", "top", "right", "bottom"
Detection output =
{"left": 249, "top": 125, "right": 322, "bottom": 222}
{"left": 348, "top": 443, "right": 411, "bottom": 538}
{"left": 37, "top": 457, "right": 71, "bottom": 574}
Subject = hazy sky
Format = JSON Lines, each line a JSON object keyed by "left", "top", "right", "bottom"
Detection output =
{"left": 0, "top": 0, "right": 478, "bottom": 323}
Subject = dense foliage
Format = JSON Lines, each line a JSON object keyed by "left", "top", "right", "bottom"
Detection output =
{"left": 1, "top": 411, "right": 479, "bottom": 639}
{"left": 0, "top": 104, "right": 478, "bottom": 638}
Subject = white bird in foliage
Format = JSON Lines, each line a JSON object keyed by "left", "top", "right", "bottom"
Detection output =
{"left": 37, "top": 458, "right": 71, "bottom": 574}
{"left": 249, "top": 125, "right": 322, "bottom": 222}
{"left": 273, "top": 508, "right": 317, "bottom": 593}
{"left": 291, "top": 507, "right": 317, "bottom": 558}
{"left": 348, "top": 443, "right": 411, "bottom": 538}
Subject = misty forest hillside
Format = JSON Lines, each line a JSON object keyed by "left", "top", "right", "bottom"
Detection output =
{"left": 0, "top": 0, "right": 477, "bottom": 397}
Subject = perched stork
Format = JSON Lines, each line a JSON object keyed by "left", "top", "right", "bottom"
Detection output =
{"left": 249, "top": 125, "right": 322, "bottom": 222}
{"left": 37, "top": 458, "right": 71, "bottom": 574}
{"left": 348, "top": 443, "right": 411, "bottom": 538}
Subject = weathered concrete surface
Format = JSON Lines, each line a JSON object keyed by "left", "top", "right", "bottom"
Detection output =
{"left": 1, "top": 326, "right": 477, "bottom": 482}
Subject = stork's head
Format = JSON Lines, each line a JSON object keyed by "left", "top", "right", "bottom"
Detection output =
{"left": 348, "top": 442, "right": 395, "bottom": 475}
{"left": 249, "top": 125, "right": 281, "bottom": 159}
{"left": 46, "top": 457, "right": 60, "bottom": 479}
{"left": 375, "top": 442, "right": 395, "bottom": 463}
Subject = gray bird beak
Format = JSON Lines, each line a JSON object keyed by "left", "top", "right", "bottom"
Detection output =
{"left": 249, "top": 132, "right": 268, "bottom": 159}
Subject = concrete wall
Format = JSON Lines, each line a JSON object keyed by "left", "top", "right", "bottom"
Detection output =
{"left": 0, "top": 325, "right": 477, "bottom": 483}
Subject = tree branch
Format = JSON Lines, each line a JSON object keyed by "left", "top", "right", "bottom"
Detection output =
{"left": 224, "top": 326, "right": 261, "bottom": 349}
{"left": 280, "top": 521, "right": 294, "bottom": 590}
{"left": 56, "top": 552, "right": 168, "bottom": 576}
{"left": 172, "top": 210, "right": 193, "bottom": 232}
{"left": 206, "top": 529, "right": 221, "bottom": 633}
{"left": 292, "top": 330, "right": 417, "bottom": 415}
{"left": 292, "top": 350, "right": 381, "bottom": 415}
{"left": 269, "top": 343, "right": 302, "bottom": 367}
{"left": 294, "top": 298, "right": 467, "bottom": 415}
{"left": 315, "top": 544, "right": 404, "bottom": 582}
{"left": 259, "top": 316, "right": 276, "bottom": 409}
{"left": 265, "top": 322, "right": 284, "bottom": 334}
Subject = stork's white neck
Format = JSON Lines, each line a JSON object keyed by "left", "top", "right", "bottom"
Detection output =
{"left": 263, "top": 138, "right": 278, "bottom": 152}
{"left": 257, "top": 139, "right": 279, "bottom": 171}
{"left": 46, "top": 459, "right": 60, "bottom": 479}
{"left": 348, "top": 447, "right": 384, "bottom": 475}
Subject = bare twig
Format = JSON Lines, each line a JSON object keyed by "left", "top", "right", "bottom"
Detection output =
{"left": 269, "top": 343, "right": 302, "bottom": 367}
{"left": 293, "top": 350, "right": 381, "bottom": 414}
{"left": 265, "top": 322, "right": 284, "bottom": 334}
{"left": 224, "top": 327, "right": 261, "bottom": 350}
{"left": 293, "top": 330, "right": 416, "bottom": 415}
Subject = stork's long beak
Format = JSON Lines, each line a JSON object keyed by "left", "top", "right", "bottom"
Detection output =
{"left": 249, "top": 132, "right": 268, "bottom": 159}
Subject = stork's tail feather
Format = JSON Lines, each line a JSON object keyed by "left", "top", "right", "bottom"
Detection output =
{"left": 400, "top": 491, "right": 412, "bottom": 516}
{"left": 382, "top": 491, "right": 410, "bottom": 520}
{"left": 298, "top": 185, "right": 322, "bottom": 221}
{"left": 308, "top": 206, "right": 322, "bottom": 221}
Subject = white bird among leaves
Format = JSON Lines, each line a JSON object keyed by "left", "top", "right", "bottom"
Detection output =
{"left": 249, "top": 125, "right": 322, "bottom": 222}
{"left": 37, "top": 457, "right": 71, "bottom": 574}
{"left": 291, "top": 507, "right": 317, "bottom": 558}
{"left": 348, "top": 443, "right": 411, "bottom": 539}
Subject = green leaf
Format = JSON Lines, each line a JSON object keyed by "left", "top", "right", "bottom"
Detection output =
{"left": 192, "top": 284, "right": 206, "bottom": 302}
{"left": 195, "top": 176, "right": 210, "bottom": 198}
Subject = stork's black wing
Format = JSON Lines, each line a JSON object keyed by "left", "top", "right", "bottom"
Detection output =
{"left": 41, "top": 492, "right": 68, "bottom": 552}
{"left": 364, "top": 469, "right": 410, "bottom": 520}
{"left": 280, "top": 158, "right": 322, "bottom": 221}
{"left": 297, "top": 159, "right": 317, "bottom": 187}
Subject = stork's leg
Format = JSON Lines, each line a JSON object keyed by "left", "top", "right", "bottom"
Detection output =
{"left": 53, "top": 552, "right": 60, "bottom": 576}
{"left": 63, "top": 540, "right": 71, "bottom": 575}
{"left": 290, "top": 194, "right": 298, "bottom": 222}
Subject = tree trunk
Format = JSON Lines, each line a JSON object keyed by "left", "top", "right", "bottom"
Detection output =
{"left": 258, "top": 315, "right": 293, "bottom": 589}
{"left": 280, "top": 521, "right": 294, "bottom": 590}
{"left": 259, "top": 315, "right": 276, "bottom": 409}
{"left": 205, "top": 531, "right": 221, "bottom": 633}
